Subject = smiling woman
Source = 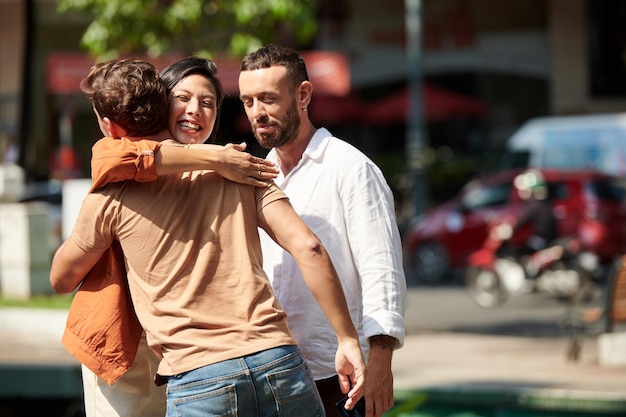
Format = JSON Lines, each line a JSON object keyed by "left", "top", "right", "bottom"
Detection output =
{"left": 161, "top": 56, "right": 222, "bottom": 144}
{"left": 166, "top": 74, "right": 218, "bottom": 144}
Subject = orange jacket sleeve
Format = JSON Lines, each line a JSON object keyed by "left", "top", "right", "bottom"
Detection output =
{"left": 90, "top": 137, "right": 162, "bottom": 192}
{"left": 66, "top": 137, "right": 159, "bottom": 383}
{"left": 62, "top": 242, "right": 143, "bottom": 385}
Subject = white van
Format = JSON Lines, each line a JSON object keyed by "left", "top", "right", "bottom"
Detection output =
{"left": 500, "top": 113, "right": 626, "bottom": 177}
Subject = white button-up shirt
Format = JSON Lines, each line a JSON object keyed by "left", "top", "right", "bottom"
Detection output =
{"left": 260, "top": 128, "right": 407, "bottom": 380}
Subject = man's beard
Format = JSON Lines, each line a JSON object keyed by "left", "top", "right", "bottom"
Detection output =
{"left": 253, "top": 102, "right": 301, "bottom": 150}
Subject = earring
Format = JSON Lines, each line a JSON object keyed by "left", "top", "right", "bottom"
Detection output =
{"left": 302, "top": 106, "right": 307, "bottom": 112}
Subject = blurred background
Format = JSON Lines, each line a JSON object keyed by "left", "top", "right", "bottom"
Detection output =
{"left": 4, "top": 0, "right": 626, "bottom": 283}
{"left": 5, "top": 0, "right": 624, "bottom": 220}
{"left": 3, "top": 1, "right": 626, "bottom": 216}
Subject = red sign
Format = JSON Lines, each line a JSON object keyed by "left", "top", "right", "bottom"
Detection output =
{"left": 46, "top": 53, "right": 95, "bottom": 94}
{"left": 301, "top": 51, "right": 350, "bottom": 96}
{"left": 47, "top": 50, "right": 351, "bottom": 97}
{"left": 46, "top": 52, "right": 185, "bottom": 94}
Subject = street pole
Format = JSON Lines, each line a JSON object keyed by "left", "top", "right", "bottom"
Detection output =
{"left": 405, "top": 0, "right": 428, "bottom": 218}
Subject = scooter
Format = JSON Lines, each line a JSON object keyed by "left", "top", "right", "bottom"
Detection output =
{"left": 465, "top": 223, "right": 598, "bottom": 308}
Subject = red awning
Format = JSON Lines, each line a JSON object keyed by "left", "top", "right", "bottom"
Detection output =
{"left": 365, "top": 84, "right": 488, "bottom": 125}
{"left": 237, "top": 84, "right": 487, "bottom": 129}
{"left": 308, "top": 94, "right": 365, "bottom": 126}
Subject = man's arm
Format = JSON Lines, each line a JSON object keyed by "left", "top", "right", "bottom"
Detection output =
{"left": 342, "top": 162, "right": 406, "bottom": 417}
{"left": 91, "top": 137, "right": 278, "bottom": 191}
{"left": 365, "top": 335, "right": 397, "bottom": 417}
{"left": 258, "top": 198, "right": 366, "bottom": 410}
{"left": 50, "top": 238, "right": 107, "bottom": 294}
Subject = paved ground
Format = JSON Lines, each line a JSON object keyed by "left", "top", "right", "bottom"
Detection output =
{"left": 394, "top": 332, "right": 626, "bottom": 395}
{"left": 0, "top": 307, "right": 73, "bottom": 365}
{"left": 2, "top": 289, "right": 626, "bottom": 413}
{"left": 2, "top": 304, "right": 626, "bottom": 393}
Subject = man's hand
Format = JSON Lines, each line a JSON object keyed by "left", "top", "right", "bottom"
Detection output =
{"left": 335, "top": 340, "right": 367, "bottom": 410}
{"left": 217, "top": 142, "right": 278, "bottom": 186}
{"left": 364, "top": 340, "right": 395, "bottom": 417}
{"left": 50, "top": 238, "right": 106, "bottom": 294}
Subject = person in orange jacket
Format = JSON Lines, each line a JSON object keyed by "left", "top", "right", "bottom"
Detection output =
{"left": 64, "top": 56, "right": 280, "bottom": 417}
{"left": 53, "top": 58, "right": 366, "bottom": 417}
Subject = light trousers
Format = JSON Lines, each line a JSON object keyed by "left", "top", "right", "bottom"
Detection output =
{"left": 82, "top": 333, "right": 166, "bottom": 417}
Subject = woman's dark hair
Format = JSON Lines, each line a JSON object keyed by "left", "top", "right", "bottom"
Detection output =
{"left": 160, "top": 56, "right": 223, "bottom": 143}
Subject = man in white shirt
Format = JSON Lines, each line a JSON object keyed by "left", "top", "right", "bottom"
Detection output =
{"left": 239, "top": 44, "right": 407, "bottom": 417}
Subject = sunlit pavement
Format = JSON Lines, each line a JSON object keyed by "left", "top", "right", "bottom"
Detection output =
{"left": 2, "top": 287, "right": 626, "bottom": 415}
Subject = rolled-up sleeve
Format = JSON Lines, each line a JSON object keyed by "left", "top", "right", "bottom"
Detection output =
{"left": 344, "top": 162, "right": 407, "bottom": 347}
{"left": 90, "top": 137, "right": 162, "bottom": 192}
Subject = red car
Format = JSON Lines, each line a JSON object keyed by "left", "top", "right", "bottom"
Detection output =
{"left": 403, "top": 168, "right": 626, "bottom": 284}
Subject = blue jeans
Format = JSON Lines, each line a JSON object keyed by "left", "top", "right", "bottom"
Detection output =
{"left": 165, "top": 345, "right": 325, "bottom": 417}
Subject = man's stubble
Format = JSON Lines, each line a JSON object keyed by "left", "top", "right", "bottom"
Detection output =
{"left": 253, "top": 99, "right": 301, "bottom": 150}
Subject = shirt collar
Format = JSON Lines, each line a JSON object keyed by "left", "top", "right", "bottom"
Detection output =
{"left": 302, "top": 127, "right": 332, "bottom": 162}
{"left": 266, "top": 127, "right": 332, "bottom": 167}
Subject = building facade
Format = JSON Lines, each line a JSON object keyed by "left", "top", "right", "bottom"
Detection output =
{"left": 1, "top": 0, "right": 625, "bottom": 183}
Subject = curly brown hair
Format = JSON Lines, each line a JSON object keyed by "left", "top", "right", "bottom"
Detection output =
{"left": 80, "top": 59, "right": 168, "bottom": 137}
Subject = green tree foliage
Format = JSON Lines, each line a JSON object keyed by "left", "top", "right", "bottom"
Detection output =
{"left": 57, "top": 0, "right": 318, "bottom": 58}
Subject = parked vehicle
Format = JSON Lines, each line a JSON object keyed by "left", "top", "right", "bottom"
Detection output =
{"left": 500, "top": 113, "right": 626, "bottom": 177}
{"left": 465, "top": 222, "right": 598, "bottom": 308}
{"left": 403, "top": 168, "right": 626, "bottom": 284}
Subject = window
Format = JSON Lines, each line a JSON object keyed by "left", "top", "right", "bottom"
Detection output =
{"left": 587, "top": 180, "right": 626, "bottom": 202}
{"left": 545, "top": 182, "right": 569, "bottom": 201}
{"left": 461, "top": 183, "right": 512, "bottom": 211}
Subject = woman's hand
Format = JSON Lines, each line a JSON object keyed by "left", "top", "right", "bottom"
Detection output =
{"left": 217, "top": 142, "right": 279, "bottom": 187}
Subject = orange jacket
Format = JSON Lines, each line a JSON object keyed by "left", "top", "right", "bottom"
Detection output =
{"left": 62, "top": 137, "right": 161, "bottom": 385}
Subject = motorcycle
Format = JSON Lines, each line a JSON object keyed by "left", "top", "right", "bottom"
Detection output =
{"left": 465, "top": 222, "right": 598, "bottom": 308}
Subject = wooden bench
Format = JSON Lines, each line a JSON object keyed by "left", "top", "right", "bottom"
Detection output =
{"left": 565, "top": 255, "right": 626, "bottom": 361}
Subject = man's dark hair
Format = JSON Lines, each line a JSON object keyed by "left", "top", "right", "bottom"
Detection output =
{"left": 240, "top": 44, "right": 309, "bottom": 88}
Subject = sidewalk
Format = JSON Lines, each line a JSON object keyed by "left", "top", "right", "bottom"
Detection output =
{"left": 392, "top": 332, "right": 626, "bottom": 415}
{"left": 394, "top": 331, "right": 626, "bottom": 394}
{"left": 1, "top": 307, "right": 626, "bottom": 413}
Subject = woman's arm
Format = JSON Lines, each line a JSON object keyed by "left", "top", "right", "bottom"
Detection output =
{"left": 91, "top": 137, "right": 278, "bottom": 191}
{"left": 158, "top": 142, "right": 278, "bottom": 187}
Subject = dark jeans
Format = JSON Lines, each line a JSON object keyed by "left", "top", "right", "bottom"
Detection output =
{"left": 316, "top": 375, "right": 344, "bottom": 417}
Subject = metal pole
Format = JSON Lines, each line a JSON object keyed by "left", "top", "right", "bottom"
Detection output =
{"left": 405, "top": 0, "right": 428, "bottom": 217}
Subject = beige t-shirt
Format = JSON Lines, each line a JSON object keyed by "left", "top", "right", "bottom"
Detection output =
{"left": 71, "top": 170, "right": 296, "bottom": 375}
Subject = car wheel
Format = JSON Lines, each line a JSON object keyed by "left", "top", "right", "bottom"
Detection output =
{"left": 412, "top": 242, "right": 450, "bottom": 284}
